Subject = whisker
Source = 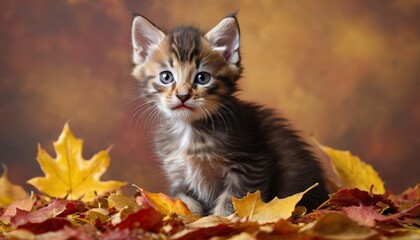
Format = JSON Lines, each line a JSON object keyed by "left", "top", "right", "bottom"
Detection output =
{"left": 125, "top": 95, "right": 144, "bottom": 106}
{"left": 130, "top": 104, "right": 155, "bottom": 127}
{"left": 130, "top": 102, "right": 155, "bottom": 128}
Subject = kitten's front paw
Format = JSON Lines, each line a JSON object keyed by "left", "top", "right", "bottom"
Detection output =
{"left": 212, "top": 201, "right": 234, "bottom": 217}
{"left": 178, "top": 193, "right": 203, "bottom": 216}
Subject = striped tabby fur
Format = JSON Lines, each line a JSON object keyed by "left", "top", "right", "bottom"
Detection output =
{"left": 131, "top": 14, "right": 329, "bottom": 216}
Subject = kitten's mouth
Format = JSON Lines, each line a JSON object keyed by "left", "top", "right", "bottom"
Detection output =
{"left": 171, "top": 104, "right": 194, "bottom": 111}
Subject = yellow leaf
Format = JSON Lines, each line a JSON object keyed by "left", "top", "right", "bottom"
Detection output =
{"left": 27, "top": 123, "right": 126, "bottom": 201}
{"left": 318, "top": 143, "right": 385, "bottom": 194}
{"left": 108, "top": 192, "right": 139, "bottom": 211}
{"left": 0, "top": 165, "right": 28, "bottom": 207}
{"left": 140, "top": 189, "right": 197, "bottom": 220}
{"left": 232, "top": 183, "right": 318, "bottom": 223}
{"left": 86, "top": 208, "right": 109, "bottom": 224}
{"left": 108, "top": 192, "right": 140, "bottom": 225}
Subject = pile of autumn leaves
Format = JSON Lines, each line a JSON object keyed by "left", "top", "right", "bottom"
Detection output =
{"left": 0, "top": 124, "right": 419, "bottom": 239}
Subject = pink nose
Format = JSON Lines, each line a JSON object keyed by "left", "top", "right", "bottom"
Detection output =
{"left": 176, "top": 94, "right": 191, "bottom": 103}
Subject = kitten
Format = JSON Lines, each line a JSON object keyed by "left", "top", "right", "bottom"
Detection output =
{"left": 131, "top": 14, "right": 329, "bottom": 216}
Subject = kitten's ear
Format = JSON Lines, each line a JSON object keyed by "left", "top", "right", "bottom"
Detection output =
{"left": 205, "top": 15, "right": 240, "bottom": 65}
{"left": 131, "top": 15, "right": 165, "bottom": 64}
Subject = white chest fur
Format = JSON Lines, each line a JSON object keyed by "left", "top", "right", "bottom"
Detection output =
{"left": 161, "top": 121, "right": 226, "bottom": 202}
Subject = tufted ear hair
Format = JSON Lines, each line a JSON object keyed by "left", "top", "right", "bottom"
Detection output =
{"left": 131, "top": 15, "right": 165, "bottom": 64}
{"left": 205, "top": 15, "right": 240, "bottom": 65}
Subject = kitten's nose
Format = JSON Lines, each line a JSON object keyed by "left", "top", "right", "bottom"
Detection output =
{"left": 176, "top": 93, "right": 191, "bottom": 103}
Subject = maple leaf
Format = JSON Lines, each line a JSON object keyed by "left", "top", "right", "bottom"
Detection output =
{"left": 232, "top": 183, "right": 318, "bottom": 223}
{"left": 318, "top": 143, "right": 385, "bottom": 194}
{"left": 27, "top": 123, "right": 126, "bottom": 202}
{"left": 139, "top": 189, "right": 197, "bottom": 220}
{"left": 0, "top": 165, "right": 29, "bottom": 207}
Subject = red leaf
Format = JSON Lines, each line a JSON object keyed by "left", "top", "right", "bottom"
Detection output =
{"left": 389, "top": 184, "right": 420, "bottom": 210}
{"left": 114, "top": 207, "right": 162, "bottom": 232}
{"left": 18, "top": 217, "right": 72, "bottom": 234}
{"left": 58, "top": 200, "right": 87, "bottom": 217}
{"left": 327, "top": 188, "right": 398, "bottom": 212}
{"left": 341, "top": 205, "right": 388, "bottom": 227}
{"left": 11, "top": 199, "right": 67, "bottom": 227}
{"left": 389, "top": 203, "right": 420, "bottom": 226}
{"left": 9, "top": 208, "right": 31, "bottom": 227}
{"left": 326, "top": 201, "right": 420, "bottom": 228}
{"left": 0, "top": 195, "right": 35, "bottom": 224}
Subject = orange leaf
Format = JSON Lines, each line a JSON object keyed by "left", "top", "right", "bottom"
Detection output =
{"left": 140, "top": 189, "right": 197, "bottom": 220}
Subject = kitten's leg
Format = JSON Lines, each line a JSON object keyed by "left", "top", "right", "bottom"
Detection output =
{"left": 211, "top": 189, "right": 235, "bottom": 216}
{"left": 177, "top": 192, "right": 204, "bottom": 216}
{"left": 167, "top": 171, "right": 204, "bottom": 216}
{"left": 211, "top": 173, "right": 244, "bottom": 216}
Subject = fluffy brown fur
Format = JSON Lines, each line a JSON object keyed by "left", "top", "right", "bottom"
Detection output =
{"left": 131, "top": 14, "right": 329, "bottom": 216}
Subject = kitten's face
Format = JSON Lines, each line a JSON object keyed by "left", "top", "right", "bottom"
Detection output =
{"left": 131, "top": 15, "right": 242, "bottom": 122}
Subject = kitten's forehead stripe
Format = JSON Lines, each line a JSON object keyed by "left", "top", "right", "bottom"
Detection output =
{"left": 158, "top": 61, "right": 168, "bottom": 69}
{"left": 168, "top": 26, "right": 202, "bottom": 62}
{"left": 195, "top": 58, "right": 201, "bottom": 69}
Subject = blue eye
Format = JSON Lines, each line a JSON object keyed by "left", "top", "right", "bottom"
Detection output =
{"left": 159, "top": 71, "right": 174, "bottom": 84}
{"left": 195, "top": 72, "right": 211, "bottom": 85}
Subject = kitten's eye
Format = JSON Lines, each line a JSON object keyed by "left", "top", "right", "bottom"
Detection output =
{"left": 159, "top": 71, "right": 174, "bottom": 84}
{"left": 195, "top": 72, "right": 211, "bottom": 85}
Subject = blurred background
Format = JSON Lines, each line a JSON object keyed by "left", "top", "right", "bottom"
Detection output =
{"left": 0, "top": 0, "right": 419, "bottom": 194}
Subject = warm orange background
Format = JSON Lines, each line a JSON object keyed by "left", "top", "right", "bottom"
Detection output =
{"left": 0, "top": 0, "right": 419, "bottom": 194}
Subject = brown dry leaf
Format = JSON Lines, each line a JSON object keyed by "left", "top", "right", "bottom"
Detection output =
{"left": 0, "top": 165, "right": 28, "bottom": 207}
{"left": 140, "top": 189, "right": 198, "bottom": 220}
{"left": 389, "top": 184, "right": 420, "bottom": 210}
{"left": 318, "top": 143, "right": 385, "bottom": 194}
{"left": 27, "top": 123, "right": 126, "bottom": 201}
{"left": 272, "top": 219, "right": 301, "bottom": 234}
{"left": 232, "top": 183, "right": 318, "bottom": 223}
{"left": 302, "top": 212, "right": 378, "bottom": 239}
